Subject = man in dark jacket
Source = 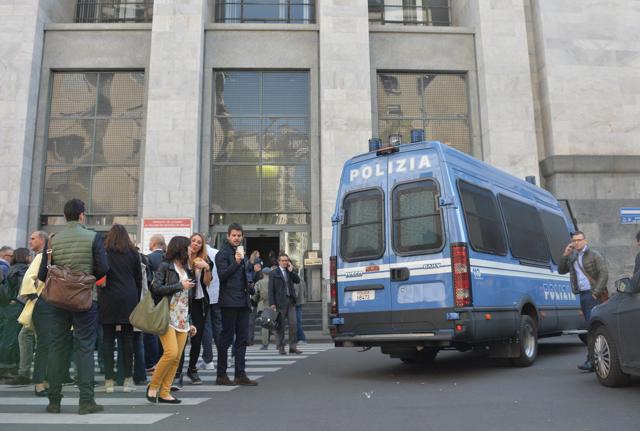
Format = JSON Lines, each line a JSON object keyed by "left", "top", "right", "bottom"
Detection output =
{"left": 37, "top": 199, "right": 109, "bottom": 415}
{"left": 215, "top": 223, "right": 258, "bottom": 386}
{"left": 268, "top": 253, "right": 302, "bottom": 355}
{"left": 558, "top": 230, "right": 608, "bottom": 372}
{"left": 143, "top": 234, "right": 166, "bottom": 373}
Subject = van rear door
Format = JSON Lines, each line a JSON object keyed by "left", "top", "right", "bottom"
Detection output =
{"left": 337, "top": 157, "right": 391, "bottom": 335}
{"left": 386, "top": 149, "right": 453, "bottom": 331}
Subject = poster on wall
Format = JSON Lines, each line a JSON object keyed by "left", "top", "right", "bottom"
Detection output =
{"left": 141, "top": 218, "right": 193, "bottom": 254}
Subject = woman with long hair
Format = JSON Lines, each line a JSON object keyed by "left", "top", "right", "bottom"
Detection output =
{"left": 99, "top": 224, "right": 142, "bottom": 393}
{"left": 146, "top": 236, "right": 196, "bottom": 404}
{"left": 174, "top": 233, "right": 212, "bottom": 386}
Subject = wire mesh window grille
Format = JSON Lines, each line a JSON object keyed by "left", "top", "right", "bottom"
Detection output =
{"left": 214, "top": 1, "right": 315, "bottom": 24}
{"left": 369, "top": 0, "right": 450, "bottom": 26}
{"left": 212, "top": 71, "right": 310, "bottom": 214}
{"left": 377, "top": 72, "right": 471, "bottom": 153}
{"left": 42, "top": 71, "right": 145, "bottom": 218}
{"left": 75, "top": 0, "right": 154, "bottom": 23}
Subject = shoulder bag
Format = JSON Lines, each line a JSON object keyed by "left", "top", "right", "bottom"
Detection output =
{"left": 129, "top": 267, "right": 169, "bottom": 335}
{"left": 40, "top": 245, "right": 95, "bottom": 312}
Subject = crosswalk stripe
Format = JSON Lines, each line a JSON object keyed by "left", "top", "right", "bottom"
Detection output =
{"left": 0, "top": 397, "right": 209, "bottom": 406}
{"left": 0, "top": 413, "right": 173, "bottom": 425}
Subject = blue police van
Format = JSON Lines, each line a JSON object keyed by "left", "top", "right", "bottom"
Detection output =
{"left": 329, "top": 138, "right": 583, "bottom": 366}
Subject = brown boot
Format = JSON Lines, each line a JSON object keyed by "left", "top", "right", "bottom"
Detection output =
{"left": 215, "top": 373, "right": 236, "bottom": 386}
{"left": 233, "top": 373, "right": 258, "bottom": 386}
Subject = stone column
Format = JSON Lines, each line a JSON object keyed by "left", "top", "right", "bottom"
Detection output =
{"left": 0, "top": 0, "right": 73, "bottom": 247}
{"left": 319, "top": 1, "right": 372, "bottom": 273}
{"left": 454, "top": 0, "right": 539, "bottom": 180}
{"left": 141, "top": 0, "right": 206, "bottom": 224}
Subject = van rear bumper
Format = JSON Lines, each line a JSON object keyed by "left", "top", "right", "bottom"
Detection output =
{"left": 334, "top": 331, "right": 454, "bottom": 344}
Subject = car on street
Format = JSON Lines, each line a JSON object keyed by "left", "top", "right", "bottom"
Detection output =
{"left": 588, "top": 273, "right": 640, "bottom": 386}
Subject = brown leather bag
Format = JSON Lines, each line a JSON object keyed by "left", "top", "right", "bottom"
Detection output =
{"left": 576, "top": 260, "right": 609, "bottom": 302}
{"left": 41, "top": 246, "right": 95, "bottom": 312}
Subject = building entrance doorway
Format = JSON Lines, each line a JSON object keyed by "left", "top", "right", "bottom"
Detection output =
{"left": 245, "top": 232, "right": 280, "bottom": 268}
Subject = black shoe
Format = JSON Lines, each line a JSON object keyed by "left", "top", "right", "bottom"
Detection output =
{"left": 278, "top": 347, "right": 286, "bottom": 355}
{"left": 158, "top": 396, "right": 181, "bottom": 404}
{"left": 78, "top": 402, "right": 104, "bottom": 415}
{"left": 35, "top": 387, "right": 49, "bottom": 397}
{"left": 145, "top": 384, "right": 157, "bottom": 404}
{"left": 260, "top": 345, "right": 268, "bottom": 350}
{"left": 289, "top": 348, "right": 303, "bottom": 355}
{"left": 45, "top": 403, "right": 61, "bottom": 413}
{"left": 170, "top": 376, "right": 183, "bottom": 391}
{"left": 186, "top": 369, "right": 203, "bottom": 385}
{"left": 577, "top": 360, "right": 594, "bottom": 372}
{"left": 9, "top": 375, "right": 31, "bottom": 385}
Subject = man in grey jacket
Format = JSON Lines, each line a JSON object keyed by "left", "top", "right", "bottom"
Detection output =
{"left": 558, "top": 230, "right": 608, "bottom": 372}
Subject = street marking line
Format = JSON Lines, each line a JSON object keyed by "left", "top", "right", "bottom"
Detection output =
{"left": 0, "top": 397, "right": 209, "bottom": 406}
{"left": 0, "top": 413, "right": 173, "bottom": 424}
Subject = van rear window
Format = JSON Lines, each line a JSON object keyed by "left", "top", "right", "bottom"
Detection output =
{"left": 458, "top": 181, "right": 507, "bottom": 255}
{"left": 340, "top": 189, "right": 384, "bottom": 262}
{"left": 392, "top": 180, "right": 443, "bottom": 254}
{"left": 499, "top": 195, "right": 551, "bottom": 262}
{"left": 540, "top": 210, "right": 571, "bottom": 264}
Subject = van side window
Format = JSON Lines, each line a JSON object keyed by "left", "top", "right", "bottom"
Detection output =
{"left": 540, "top": 210, "right": 571, "bottom": 265}
{"left": 499, "top": 195, "right": 551, "bottom": 262}
{"left": 392, "top": 180, "right": 443, "bottom": 254}
{"left": 458, "top": 181, "right": 507, "bottom": 255}
{"left": 340, "top": 189, "right": 384, "bottom": 262}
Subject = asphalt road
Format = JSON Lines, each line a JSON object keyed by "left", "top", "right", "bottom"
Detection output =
{"left": 1, "top": 337, "right": 639, "bottom": 431}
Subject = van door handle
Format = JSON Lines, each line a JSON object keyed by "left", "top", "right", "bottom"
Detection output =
{"left": 390, "top": 267, "right": 410, "bottom": 281}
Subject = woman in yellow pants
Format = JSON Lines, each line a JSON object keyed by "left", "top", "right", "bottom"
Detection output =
{"left": 146, "top": 236, "right": 196, "bottom": 404}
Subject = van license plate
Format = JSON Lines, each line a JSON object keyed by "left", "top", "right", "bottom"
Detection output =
{"left": 352, "top": 290, "right": 375, "bottom": 301}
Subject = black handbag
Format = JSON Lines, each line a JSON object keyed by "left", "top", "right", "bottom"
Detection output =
{"left": 256, "top": 307, "right": 281, "bottom": 331}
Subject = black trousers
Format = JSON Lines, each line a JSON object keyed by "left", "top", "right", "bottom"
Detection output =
{"left": 102, "top": 323, "right": 134, "bottom": 380}
{"left": 217, "top": 307, "right": 250, "bottom": 377}
{"left": 176, "top": 298, "right": 208, "bottom": 377}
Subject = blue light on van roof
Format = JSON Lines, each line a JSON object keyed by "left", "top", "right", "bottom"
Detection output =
{"left": 368, "top": 138, "right": 382, "bottom": 152}
{"left": 389, "top": 134, "right": 402, "bottom": 146}
{"left": 411, "top": 128, "right": 425, "bottom": 143}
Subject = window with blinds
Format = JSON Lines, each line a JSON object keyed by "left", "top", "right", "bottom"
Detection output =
{"left": 211, "top": 71, "right": 310, "bottom": 214}
{"left": 42, "top": 71, "right": 144, "bottom": 218}
{"left": 377, "top": 72, "right": 471, "bottom": 153}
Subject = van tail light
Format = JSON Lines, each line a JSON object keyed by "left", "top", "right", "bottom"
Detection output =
{"left": 451, "top": 243, "right": 472, "bottom": 308}
{"left": 330, "top": 256, "right": 338, "bottom": 315}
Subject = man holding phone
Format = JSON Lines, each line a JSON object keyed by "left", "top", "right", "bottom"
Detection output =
{"left": 268, "top": 253, "right": 302, "bottom": 355}
{"left": 215, "top": 223, "right": 259, "bottom": 386}
{"left": 558, "top": 230, "right": 609, "bottom": 372}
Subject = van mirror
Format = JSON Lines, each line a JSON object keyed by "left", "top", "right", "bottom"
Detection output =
{"left": 615, "top": 277, "right": 633, "bottom": 294}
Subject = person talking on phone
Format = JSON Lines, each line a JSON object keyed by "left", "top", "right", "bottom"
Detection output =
{"left": 268, "top": 252, "right": 302, "bottom": 355}
{"left": 558, "top": 230, "right": 609, "bottom": 372}
{"left": 215, "top": 223, "right": 260, "bottom": 386}
{"left": 146, "top": 236, "right": 197, "bottom": 404}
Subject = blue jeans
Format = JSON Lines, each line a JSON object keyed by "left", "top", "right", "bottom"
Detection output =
{"left": 47, "top": 301, "right": 98, "bottom": 405}
{"left": 116, "top": 331, "right": 146, "bottom": 384}
{"left": 202, "top": 304, "right": 223, "bottom": 364}
{"left": 295, "top": 305, "right": 306, "bottom": 342}
{"left": 143, "top": 333, "right": 160, "bottom": 369}
{"left": 581, "top": 291, "right": 602, "bottom": 361}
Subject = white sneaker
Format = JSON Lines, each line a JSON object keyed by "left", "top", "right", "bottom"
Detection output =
{"left": 298, "top": 340, "right": 307, "bottom": 345}
{"left": 123, "top": 377, "right": 136, "bottom": 393}
{"left": 204, "top": 361, "right": 215, "bottom": 370}
{"left": 195, "top": 359, "right": 205, "bottom": 370}
{"left": 104, "top": 379, "right": 115, "bottom": 394}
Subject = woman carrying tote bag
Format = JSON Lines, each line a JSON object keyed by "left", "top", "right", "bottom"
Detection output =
{"left": 146, "top": 236, "right": 196, "bottom": 404}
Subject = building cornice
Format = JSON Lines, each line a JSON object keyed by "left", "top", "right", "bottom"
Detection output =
{"left": 540, "top": 155, "right": 640, "bottom": 176}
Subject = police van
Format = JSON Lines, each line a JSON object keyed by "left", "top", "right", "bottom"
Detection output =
{"left": 329, "top": 137, "right": 582, "bottom": 366}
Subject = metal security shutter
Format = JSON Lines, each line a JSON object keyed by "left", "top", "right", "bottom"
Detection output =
{"left": 43, "top": 71, "right": 144, "bottom": 216}
{"left": 212, "top": 71, "right": 310, "bottom": 213}
{"left": 377, "top": 72, "right": 471, "bottom": 153}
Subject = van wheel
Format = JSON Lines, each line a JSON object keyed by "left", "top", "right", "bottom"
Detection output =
{"left": 400, "top": 348, "right": 438, "bottom": 364}
{"left": 592, "top": 326, "right": 630, "bottom": 387}
{"left": 511, "top": 315, "right": 538, "bottom": 367}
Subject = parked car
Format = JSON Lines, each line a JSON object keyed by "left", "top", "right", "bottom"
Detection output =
{"left": 588, "top": 273, "right": 640, "bottom": 386}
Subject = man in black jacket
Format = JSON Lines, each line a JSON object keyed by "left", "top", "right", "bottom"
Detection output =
{"left": 144, "top": 234, "right": 166, "bottom": 373}
{"left": 215, "top": 223, "right": 259, "bottom": 386}
{"left": 269, "top": 253, "right": 301, "bottom": 355}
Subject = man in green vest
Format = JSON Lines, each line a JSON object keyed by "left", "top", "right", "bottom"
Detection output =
{"left": 38, "top": 199, "right": 109, "bottom": 415}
